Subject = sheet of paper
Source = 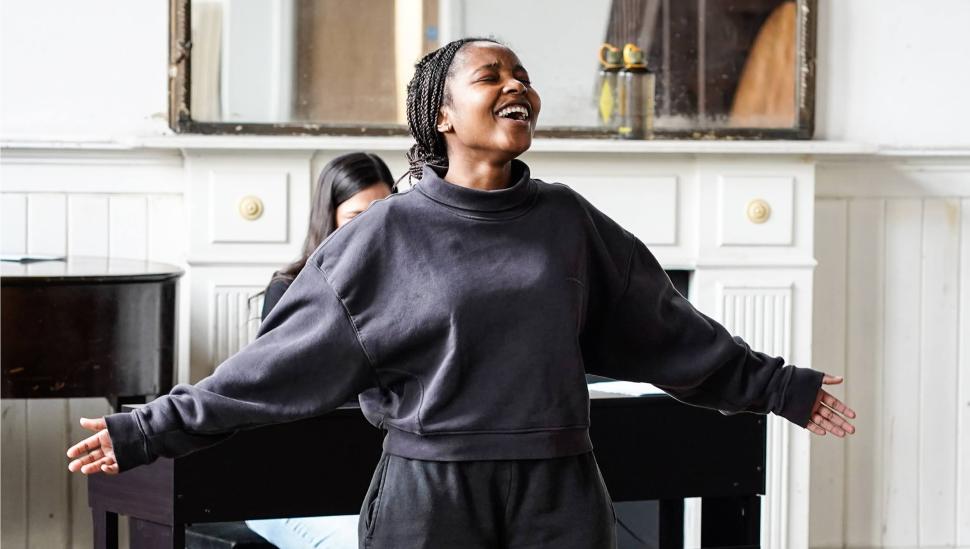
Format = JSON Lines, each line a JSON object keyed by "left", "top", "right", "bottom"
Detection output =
{"left": 587, "top": 381, "right": 666, "bottom": 397}
{"left": 0, "top": 254, "right": 66, "bottom": 263}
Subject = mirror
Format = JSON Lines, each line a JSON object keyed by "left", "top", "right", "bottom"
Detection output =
{"left": 171, "top": 0, "right": 816, "bottom": 138}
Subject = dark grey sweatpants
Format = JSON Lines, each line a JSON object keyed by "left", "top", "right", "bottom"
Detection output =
{"left": 358, "top": 451, "right": 617, "bottom": 549}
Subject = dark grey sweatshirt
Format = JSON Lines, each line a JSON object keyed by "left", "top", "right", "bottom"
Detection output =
{"left": 105, "top": 160, "right": 823, "bottom": 471}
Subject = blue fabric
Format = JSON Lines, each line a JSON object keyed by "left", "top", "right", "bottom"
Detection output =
{"left": 245, "top": 516, "right": 359, "bottom": 549}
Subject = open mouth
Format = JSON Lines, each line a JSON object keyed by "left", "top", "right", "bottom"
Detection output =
{"left": 496, "top": 103, "right": 531, "bottom": 123}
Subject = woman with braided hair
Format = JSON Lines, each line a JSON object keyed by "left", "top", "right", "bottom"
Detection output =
{"left": 68, "top": 38, "right": 855, "bottom": 548}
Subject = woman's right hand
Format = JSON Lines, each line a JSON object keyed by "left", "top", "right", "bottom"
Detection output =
{"left": 66, "top": 417, "right": 120, "bottom": 475}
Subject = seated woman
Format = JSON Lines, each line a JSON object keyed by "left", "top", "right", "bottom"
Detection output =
{"left": 245, "top": 152, "right": 394, "bottom": 549}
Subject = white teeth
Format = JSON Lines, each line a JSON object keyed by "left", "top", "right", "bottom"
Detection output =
{"left": 497, "top": 104, "right": 529, "bottom": 120}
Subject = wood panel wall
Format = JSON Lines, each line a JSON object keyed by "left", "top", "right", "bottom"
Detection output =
{"left": 810, "top": 161, "right": 970, "bottom": 548}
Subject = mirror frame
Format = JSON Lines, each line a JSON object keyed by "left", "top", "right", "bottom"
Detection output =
{"left": 168, "top": 0, "right": 816, "bottom": 139}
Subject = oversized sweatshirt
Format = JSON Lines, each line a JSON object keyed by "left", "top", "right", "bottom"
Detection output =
{"left": 105, "top": 160, "right": 824, "bottom": 471}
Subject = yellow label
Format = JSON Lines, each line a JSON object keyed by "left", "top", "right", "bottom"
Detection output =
{"left": 598, "top": 80, "right": 614, "bottom": 124}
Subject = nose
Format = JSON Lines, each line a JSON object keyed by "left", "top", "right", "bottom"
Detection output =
{"left": 503, "top": 77, "right": 526, "bottom": 94}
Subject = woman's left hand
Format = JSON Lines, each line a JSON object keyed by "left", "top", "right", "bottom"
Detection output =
{"left": 806, "top": 374, "right": 856, "bottom": 437}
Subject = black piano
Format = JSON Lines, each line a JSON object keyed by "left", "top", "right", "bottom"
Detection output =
{"left": 1, "top": 256, "right": 183, "bottom": 411}
{"left": 88, "top": 393, "right": 765, "bottom": 549}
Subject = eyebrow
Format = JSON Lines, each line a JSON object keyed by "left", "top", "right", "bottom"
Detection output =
{"left": 474, "top": 62, "right": 528, "bottom": 73}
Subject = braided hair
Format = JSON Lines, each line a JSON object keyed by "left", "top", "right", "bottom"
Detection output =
{"left": 404, "top": 37, "right": 499, "bottom": 181}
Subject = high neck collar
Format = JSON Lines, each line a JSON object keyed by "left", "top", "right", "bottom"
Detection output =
{"left": 416, "top": 159, "right": 536, "bottom": 216}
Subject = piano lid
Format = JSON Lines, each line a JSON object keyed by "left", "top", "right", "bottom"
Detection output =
{"left": 1, "top": 256, "right": 183, "bottom": 285}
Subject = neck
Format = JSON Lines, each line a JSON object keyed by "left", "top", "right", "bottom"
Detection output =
{"left": 443, "top": 154, "right": 513, "bottom": 191}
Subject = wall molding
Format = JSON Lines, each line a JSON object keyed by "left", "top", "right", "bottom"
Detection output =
{"left": 817, "top": 159, "right": 970, "bottom": 198}
{"left": 1, "top": 147, "right": 184, "bottom": 195}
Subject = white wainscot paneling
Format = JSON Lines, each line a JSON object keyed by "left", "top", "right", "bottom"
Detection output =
{"left": 810, "top": 185, "right": 970, "bottom": 549}
{"left": 959, "top": 197, "right": 970, "bottom": 547}
{"left": 67, "top": 195, "right": 109, "bottom": 256}
{"left": 808, "top": 199, "right": 847, "bottom": 547}
{"left": 26, "top": 193, "right": 67, "bottom": 255}
{"left": 108, "top": 195, "right": 149, "bottom": 260}
{"left": 1, "top": 193, "right": 28, "bottom": 254}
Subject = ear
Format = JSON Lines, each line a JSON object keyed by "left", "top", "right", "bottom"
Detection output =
{"left": 436, "top": 107, "right": 453, "bottom": 133}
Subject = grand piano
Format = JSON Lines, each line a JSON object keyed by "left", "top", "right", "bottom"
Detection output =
{"left": 87, "top": 392, "right": 765, "bottom": 549}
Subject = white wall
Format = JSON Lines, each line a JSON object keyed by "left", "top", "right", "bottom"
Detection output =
{"left": 4, "top": 0, "right": 970, "bottom": 146}
{"left": 815, "top": 0, "right": 970, "bottom": 148}
{"left": 0, "top": 1, "right": 169, "bottom": 140}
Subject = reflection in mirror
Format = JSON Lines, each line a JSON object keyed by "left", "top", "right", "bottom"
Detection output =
{"left": 183, "top": 0, "right": 813, "bottom": 137}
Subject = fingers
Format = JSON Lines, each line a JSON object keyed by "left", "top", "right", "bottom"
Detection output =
{"left": 806, "top": 421, "right": 826, "bottom": 436}
{"left": 812, "top": 412, "right": 846, "bottom": 437}
{"left": 66, "top": 431, "right": 104, "bottom": 459}
{"left": 68, "top": 448, "right": 104, "bottom": 473}
{"left": 821, "top": 374, "right": 844, "bottom": 385}
{"left": 79, "top": 417, "right": 107, "bottom": 432}
{"left": 101, "top": 463, "right": 120, "bottom": 475}
{"left": 808, "top": 388, "right": 858, "bottom": 437}
{"left": 816, "top": 403, "right": 856, "bottom": 435}
{"left": 80, "top": 455, "right": 116, "bottom": 476}
{"left": 821, "top": 391, "right": 857, "bottom": 419}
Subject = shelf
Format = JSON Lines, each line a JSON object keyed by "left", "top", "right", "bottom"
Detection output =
{"left": 4, "top": 135, "right": 968, "bottom": 158}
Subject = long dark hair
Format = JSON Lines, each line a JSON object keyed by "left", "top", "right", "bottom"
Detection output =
{"left": 404, "top": 37, "right": 499, "bottom": 181}
{"left": 274, "top": 152, "right": 394, "bottom": 282}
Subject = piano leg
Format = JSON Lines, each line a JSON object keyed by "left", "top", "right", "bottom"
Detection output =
{"left": 657, "top": 499, "right": 684, "bottom": 549}
{"left": 92, "top": 507, "right": 118, "bottom": 549}
{"left": 701, "top": 495, "right": 760, "bottom": 548}
{"left": 129, "top": 517, "right": 186, "bottom": 549}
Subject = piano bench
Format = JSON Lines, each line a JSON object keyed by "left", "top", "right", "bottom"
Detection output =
{"left": 186, "top": 522, "right": 278, "bottom": 549}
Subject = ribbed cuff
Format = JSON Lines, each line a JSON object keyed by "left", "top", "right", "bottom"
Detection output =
{"left": 104, "top": 411, "right": 153, "bottom": 472}
{"left": 777, "top": 366, "right": 825, "bottom": 428}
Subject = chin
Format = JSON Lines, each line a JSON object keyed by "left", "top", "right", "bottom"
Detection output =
{"left": 498, "top": 136, "right": 532, "bottom": 157}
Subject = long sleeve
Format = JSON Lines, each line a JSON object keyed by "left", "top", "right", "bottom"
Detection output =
{"left": 260, "top": 277, "right": 291, "bottom": 321}
{"left": 104, "top": 261, "right": 376, "bottom": 472}
{"left": 582, "top": 219, "right": 823, "bottom": 428}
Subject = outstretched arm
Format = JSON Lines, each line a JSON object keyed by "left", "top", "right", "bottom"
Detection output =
{"left": 66, "top": 260, "right": 375, "bottom": 474}
{"left": 584, "top": 233, "right": 857, "bottom": 434}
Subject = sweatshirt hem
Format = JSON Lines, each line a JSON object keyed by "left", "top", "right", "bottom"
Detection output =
{"left": 382, "top": 426, "right": 593, "bottom": 461}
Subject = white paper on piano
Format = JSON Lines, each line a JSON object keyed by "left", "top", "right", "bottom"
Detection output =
{"left": 586, "top": 381, "right": 666, "bottom": 398}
